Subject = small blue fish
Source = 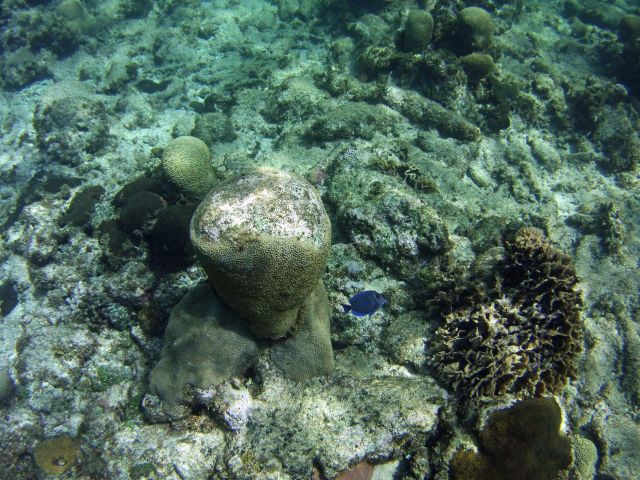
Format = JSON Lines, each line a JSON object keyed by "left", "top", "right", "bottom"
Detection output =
{"left": 342, "top": 290, "right": 388, "bottom": 316}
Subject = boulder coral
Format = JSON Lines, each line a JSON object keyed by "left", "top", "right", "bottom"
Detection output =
{"left": 450, "top": 397, "right": 573, "bottom": 480}
{"left": 148, "top": 283, "right": 260, "bottom": 418}
{"left": 269, "top": 280, "right": 334, "bottom": 380}
{"left": 402, "top": 10, "right": 434, "bottom": 52}
{"left": 33, "top": 436, "right": 80, "bottom": 475}
{"left": 190, "top": 168, "right": 331, "bottom": 339}
{"left": 458, "top": 7, "right": 495, "bottom": 51}
{"left": 161, "top": 136, "right": 216, "bottom": 199}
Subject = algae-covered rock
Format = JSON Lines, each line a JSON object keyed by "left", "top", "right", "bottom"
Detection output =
{"left": 461, "top": 53, "right": 495, "bottom": 80}
{"left": 56, "top": 0, "right": 96, "bottom": 34}
{"left": 269, "top": 281, "right": 333, "bottom": 380}
{"left": 458, "top": 7, "right": 495, "bottom": 51}
{"left": 594, "top": 106, "right": 640, "bottom": 173}
{"left": 191, "top": 112, "right": 236, "bottom": 144}
{"left": 325, "top": 145, "right": 449, "bottom": 277}
{"left": 403, "top": 10, "right": 434, "bottom": 52}
{"left": 148, "top": 283, "right": 260, "bottom": 418}
{"left": 190, "top": 168, "right": 331, "bottom": 339}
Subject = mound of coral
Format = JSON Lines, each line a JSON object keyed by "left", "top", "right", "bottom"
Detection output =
{"left": 432, "top": 227, "right": 584, "bottom": 398}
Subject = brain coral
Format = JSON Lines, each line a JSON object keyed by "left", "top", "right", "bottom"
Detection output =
{"left": 432, "top": 227, "right": 584, "bottom": 398}
{"left": 161, "top": 136, "right": 215, "bottom": 199}
{"left": 190, "top": 168, "right": 331, "bottom": 339}
{"left": 571, "top": 436, "right": 598, "bottom": 480}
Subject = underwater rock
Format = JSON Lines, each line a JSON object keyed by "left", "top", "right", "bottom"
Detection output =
{"left": 593, "top": 106, "right": 640, "bottom": 173}
{"left": 117, "top": 191, "right": 166, "bottom": 235}
{"left": 56, "top": 0, "right": 96, "bottom": 35}
{"left": 305, "top": 102, "right": 399, "bottom": 142}
{"left": 325, "top": 145, "right": 449, "bottom": 277}
{"left": 240, "top": 374, "right": 445, "bottom": 479}
{"left": 57, "top": 185, "right": 105, "bottom": 230}
{"left": 383, "top": 86, "right": 480, "bottom": 141}
{"left": 264, "top": 76, "right": 328, "bottom": 123}
{"left": 191, "top": 112, "right": 236, "bottom": 144}
{"left": 0, "top": 366, "right": 15, "bottom": 404}
{"left": 190, "top": 168, "right": 331, "bottom": 339}
{"left": 381, "top": 311, "right": 427, "bottom": 370}
{"left": 149, "top": 203, "right": 195, "bottom": 269}
{"left": 33, "top": 82, "right": 109, "bottom": 165}
{"left": 0, "top": 48, "right": 52, "bottom": 90}
{"left": 0, "top": 281, "right": 19, "bottom": 317}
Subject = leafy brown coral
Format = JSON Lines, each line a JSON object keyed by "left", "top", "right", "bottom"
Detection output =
{"left": 431, "top": 227, "right": 583, "bottom": 398}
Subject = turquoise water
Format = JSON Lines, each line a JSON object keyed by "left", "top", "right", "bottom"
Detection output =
{"left": 0, "top": 1, "right": 638, "bottom": 479}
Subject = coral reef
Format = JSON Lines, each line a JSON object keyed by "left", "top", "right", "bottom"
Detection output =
{"left": 269, "top": 281, "right": 334, "bottom": 380}
{"left": 432, "top": 227, "right": 584, "bottom": 398}
{"left": 571, "top": 436, "right": 598, "bottom": 480}
{"left": 402, "top": 10, "right": 434, "bottom": 53}
{"left": 460, "top": 53, "right": 495, "bottom": 81}
{"left": 0, "top": 0, "right": 639, "bottom": 477}
{"left": 457, "top": 7, "right": 495, "bottom": 52}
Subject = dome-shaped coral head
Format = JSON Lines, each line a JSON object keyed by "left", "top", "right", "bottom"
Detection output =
{"left": 190, "top": 168, "right": 331, "bottom": 339}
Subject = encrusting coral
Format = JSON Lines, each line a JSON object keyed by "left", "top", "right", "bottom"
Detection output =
{"left": 33, "top": 436, "right": 80, "bottom": 475}
{"left": 432, "top": 227, "right": 584, "bottom": 398}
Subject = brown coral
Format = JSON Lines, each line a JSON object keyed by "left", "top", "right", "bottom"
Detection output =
{"left": 33, "top": 436, "right": 80, "bottom": 475}
{"left": 450, "top": 397, "right": 572, "bottom": 480}
{"left": 432, "top": 227, "right": 583, "bottom": 398}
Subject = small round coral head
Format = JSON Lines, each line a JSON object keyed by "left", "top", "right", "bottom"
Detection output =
{"left": 342, "top": 290, "right": 387, "bottom": 317}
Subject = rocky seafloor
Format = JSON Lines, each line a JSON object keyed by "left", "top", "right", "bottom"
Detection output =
{"left": 0, "top": 0, "right": 639, "bottom": 479}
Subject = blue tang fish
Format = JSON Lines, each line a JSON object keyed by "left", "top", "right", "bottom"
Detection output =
{"left": 342, "top": 290, "right": 388, "bottom": 316}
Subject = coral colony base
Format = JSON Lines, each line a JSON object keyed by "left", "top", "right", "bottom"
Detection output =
{"left": 1, "top": 1, "right": 639, "bottom": 479}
